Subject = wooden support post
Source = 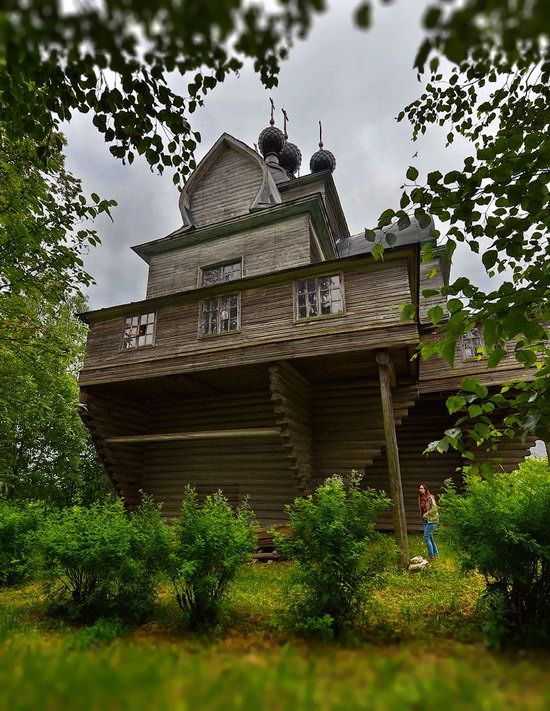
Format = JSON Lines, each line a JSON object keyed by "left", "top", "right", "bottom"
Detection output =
{"left": 376, "top": 351, "right": 409, "bottom": 567}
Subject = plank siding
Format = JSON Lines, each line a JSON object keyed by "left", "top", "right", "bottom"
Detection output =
{"left": 146, "top": 215, "right": 311, "bottom": 299}
{"left": 81, "top": 259, "right": 416, "bottom": 385}
{"left": 189, "top": 147, "right": 263, "bottom": 228}
{"left": 281, "top": 181, "right": 326, "bottom": 205}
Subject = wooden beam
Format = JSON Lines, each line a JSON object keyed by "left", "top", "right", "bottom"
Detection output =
{"left": 104, "top": 427, "right": 281, "bottom": 444}
{"left": 376, "top": 350, "right": 409, "bottom": 567}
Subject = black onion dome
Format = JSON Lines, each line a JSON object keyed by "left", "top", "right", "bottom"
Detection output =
{"left": 309, "top": 149, "right": 336, "bottom": 173}
{"left": 279, "top": 141, "right": 302, "bottom": 175}
{"left": 258, "top": 125, "right": 285, "bottom": 157}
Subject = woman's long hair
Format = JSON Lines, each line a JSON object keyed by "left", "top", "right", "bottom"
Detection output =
{"left": 418, "top": 483, "right": 432, "bottom": 498}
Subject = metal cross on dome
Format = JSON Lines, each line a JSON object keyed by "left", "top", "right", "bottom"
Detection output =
{"left": 282, "top": 108, "right": 289, "bottom": 139}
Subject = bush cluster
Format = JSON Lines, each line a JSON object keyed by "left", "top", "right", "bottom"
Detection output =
{"left": 3, "top": 458, "right": 547, "bottom": 646}
{"left": 0, "top": 499, "right": 44, "bottom": 585}
{"left": 167, "top": 486, "right": 258, "bottom": 627}
{"left": 1, "top": 488, "right": 258, "bottom": 626}
{"left": 275, "top": 472, "right": 395, "bottom": 635}
{"left": 440, "top": 458, "right": 550, "bottom": 646}
{"left": 32, "top": 497, "right": 168, "bottom": 621}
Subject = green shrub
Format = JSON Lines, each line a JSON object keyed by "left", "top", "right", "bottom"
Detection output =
{"left": 167, "top": 486, "right": 258, "bottom": 627}
{"left": 69, "top": 618, "right": 129, "bottom": 650}
{"left": 33, "top": 497, "right": 168, "bottom": 621}
{"left": 440, "top": 457, "right": 550, "bottom": 646}
{"left": 119, "top": 495, "right": 170, "bottom": 620}
{"left": 0, "top": 499, "right": 44, "bottom": 585}
{"left": 274, "top": 472, "right": 394, "bottom": 634}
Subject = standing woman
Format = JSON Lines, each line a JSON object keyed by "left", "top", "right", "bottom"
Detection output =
{"left": 418, "top": 484, "right": 439, "bottom": 559}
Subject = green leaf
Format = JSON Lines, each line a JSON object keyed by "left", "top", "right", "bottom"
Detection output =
{"left": 400, "top": 303, "right": 416, "bottom": 321}
{"left": 378, "top": 209, "right": 395, "bottom": 227}
{"left": 427, "top": 305, "right": 444, "bottom": 325}
{"left": 406, "top": 166, "right": 419, "bottom": 181}
{"left": 468, "top": 404, "right": 483, "bottom": 418}
{"left": 487, "top": 347, "right": 507, "bottom": 368}
{"left": 397, "top": 215, "right": 411, "bottom": 231}
{"left": 461, "top": 377, "right": 488, "bottom": 399}
{"left": 423, "top": 6, "right": 442, "bottom": 29}
{"left": 447, "top": 395, "right": 466, "bottom": 414}
{"left": 354, "top": 2, "right": 371, "bottom": 29}
{"left": 371, "top": 243, "right": 384, "bottom": 261}
{"left": 364, "top": 228, "right": 376, "bottom": 242}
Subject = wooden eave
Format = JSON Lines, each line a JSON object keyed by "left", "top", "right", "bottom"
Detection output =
{"left": 132, "top": 195, "right": 337, "bottom": 264}
{"left": 79, "top": 243, "right": 420, "bottom": 327}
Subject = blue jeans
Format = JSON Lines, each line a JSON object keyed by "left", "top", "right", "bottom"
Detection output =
{"left": 423, "top": 521, "right": 439, "bottom": 558}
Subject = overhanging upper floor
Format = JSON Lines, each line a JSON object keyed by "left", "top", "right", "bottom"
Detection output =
{"left": 79, "top": 247, "right": 420, "bottom": 387}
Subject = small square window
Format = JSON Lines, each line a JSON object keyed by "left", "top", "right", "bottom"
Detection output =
{"left": 123, "top": 312, "right": 156, "bottom": 349}
{"left": 295, "top": 274, "right": 344, "bottom": 320}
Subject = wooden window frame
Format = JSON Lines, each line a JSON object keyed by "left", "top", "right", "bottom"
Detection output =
{"left": 460, "top": 327, "right": 485, "bottom": 361}
{"left": 198, "top": 292, "right": 241, "bottom": 339}
{"left": 198, "top": 256, "right": 244, "bottom": 288}
{"left": 293, "top": 272, "right": 346, "bottom": 323}
{"left": 120, "top": 311, "right": 157, "bottom": 350}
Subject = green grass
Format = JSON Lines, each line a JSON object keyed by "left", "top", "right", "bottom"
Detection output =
{"left": 0, "top": 536, "right": 549, "bottom": 710}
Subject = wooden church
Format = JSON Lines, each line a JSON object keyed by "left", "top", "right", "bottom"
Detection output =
{"left": 78, "top": 113, "right": 533, "bottom": 546}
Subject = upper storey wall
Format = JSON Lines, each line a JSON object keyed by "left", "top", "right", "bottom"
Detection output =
{"left": 80, "top": 255, "right": 418, "bottom": 386}
{"left": 145, "top": 214, "right": 313, "bottom": 299}
{"left": 189, "top": 148, "right": 263, "bottom": 228}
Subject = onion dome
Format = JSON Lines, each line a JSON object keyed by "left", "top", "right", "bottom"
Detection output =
{"left": 310, "top": 148, "right": 336, "bottom": 173}
{"left": 309, "top": 120, "right": 336, "bottom": 173}
{"left": 279, "top": 141, "right": 302, "bottom": 176}
{"left": 258, "top": 125, "right": 286, "bottom": 157}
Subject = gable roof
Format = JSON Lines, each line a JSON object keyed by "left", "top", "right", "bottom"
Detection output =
{"left": 177, "top": 133, "right": 282, "bottom": 230}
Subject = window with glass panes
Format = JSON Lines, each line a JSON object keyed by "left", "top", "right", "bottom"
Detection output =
{"left": 200, "top": 294, "right": 239, "bottom": 335}
{"left": 461, "top": 327, "right": 484, "bottom": 360}
{"left": 201, "top": 259, "right": 242, "bottom": 287}
{"left": 122, "top": 312, "right": 156, "bottom": 349}
{"left": 296, "top": 274, "right": 343, "bottom": 320}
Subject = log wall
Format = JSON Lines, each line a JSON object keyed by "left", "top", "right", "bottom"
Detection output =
{"left": 80, "top": 390, "right": 149, "bottom": 508}
{"left": 311, "top": 379, "right": 418, "bottom": 486}
{"left": 140, "top": 389, "right": 301, "bottom": 523}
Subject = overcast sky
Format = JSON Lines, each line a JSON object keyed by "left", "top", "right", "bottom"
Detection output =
{"left": 64, "top": 0, "right": 486, "bottom": 311}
